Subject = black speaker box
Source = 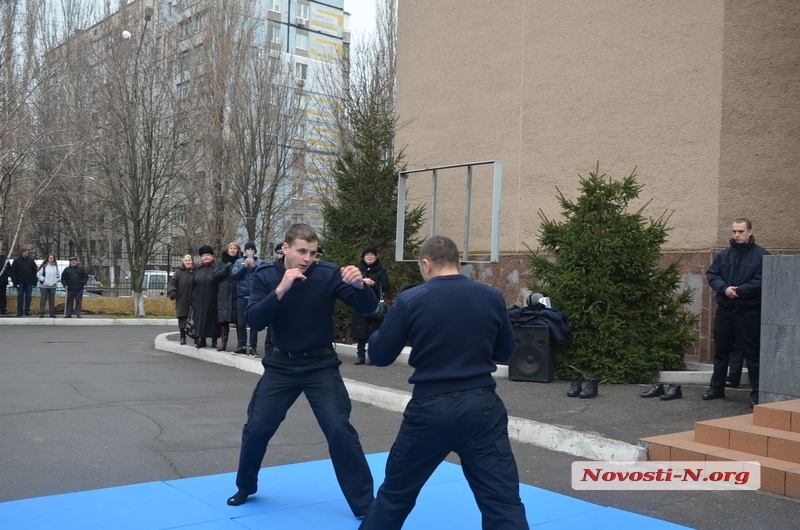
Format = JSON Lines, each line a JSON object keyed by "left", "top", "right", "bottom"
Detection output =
{"left": 508, "top": 325, "right": 554, "bottom": 382}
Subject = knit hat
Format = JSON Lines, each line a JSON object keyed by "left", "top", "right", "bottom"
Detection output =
{"left": 244, "top": 241, "right": 256, "bottom": 251}
{"left": 20, "top": 247, "right": 29, "bottom": 252}
{"left": 275, "top": 243, "right": 284, "bottom": 253}
{"left": 361, "top": 246, "right": 377, "bottom": 258}
{"left": 198, "top": 245, "right": 214, "bottom": 256}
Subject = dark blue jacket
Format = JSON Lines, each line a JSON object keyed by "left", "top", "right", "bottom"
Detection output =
{"left": 368, "top": 274, "right": 514, "bottom": 399}
{"left": 230, "top": 256, "right": 264, "bottom": 297}
{"left": 246, "top": 260, "right": 377, "bottom": 352}
{"left": 706, "top": 236, "right": 770, "bottom": 310}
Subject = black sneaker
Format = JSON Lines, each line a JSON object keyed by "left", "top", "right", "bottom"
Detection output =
{"left": 233, "top": 346, "right": 247, "bottom": 355}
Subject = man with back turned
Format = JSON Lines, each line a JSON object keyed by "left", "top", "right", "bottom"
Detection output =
{"left": 358, "top": 235, "right": 528, "bottom": 530}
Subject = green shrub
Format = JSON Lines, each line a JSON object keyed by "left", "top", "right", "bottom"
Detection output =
{"left": 527, "top": 164, "right": 696, "bottom": 383}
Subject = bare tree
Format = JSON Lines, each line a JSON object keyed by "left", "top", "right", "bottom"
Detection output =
{"left": 89, "top": 7, "right": 200, "bottom": 315}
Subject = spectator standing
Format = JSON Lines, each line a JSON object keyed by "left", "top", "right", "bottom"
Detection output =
{"left": 214, "top": 242, "right": 241, "bottom": 352}
{"left": 359, "top": 236, "right": 528, "bottom": 530}
{"left": 230, "top": 241, "right": 263, "bottom": 356}
{"left": 36, "top": 254, "right": 60, "bottom": 318}
{"left": 703, "top": 218, "right": 769, "bottom": 407}
{"left": 11, "top": 248, "right": 38, "bottom": 316}
{"left": 352, "top": 246, "right": 390, "bottom": 365}
{"left": 226, "top": 223, "right": 377, "bottom": 515}
{"left": 274, "top": 243, "right": 284, "bottom": 260}
{"left": 0, "top": 247, "right": 9, "bottom": 314}
{"left": 61, "top": 256, "right": 89, "bottom": 318}
{"left": 192, "top": 245, "right": 219, "bottom": 349}
{"left": 168, "top": 254, "right": 194, "bottom": 345}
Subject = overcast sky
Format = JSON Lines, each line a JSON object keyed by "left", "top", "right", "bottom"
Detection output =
{"left": 343, "top": 0, "right": 376, "bottom": 39}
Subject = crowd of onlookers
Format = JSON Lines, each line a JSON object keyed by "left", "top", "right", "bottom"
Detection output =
{"left": 0, "top": 247, "right": 89, "bottom": 318}
{"left": 167, "top": 240, "right": 390, "bottom": 362}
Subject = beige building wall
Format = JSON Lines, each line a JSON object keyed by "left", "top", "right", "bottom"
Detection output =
{"left": 396, "top": 0, "right": 799, "bottom": 253}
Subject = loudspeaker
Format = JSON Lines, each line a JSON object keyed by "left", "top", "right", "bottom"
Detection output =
{"left": 508, "top": 325, "right": 554, "bottom": 382}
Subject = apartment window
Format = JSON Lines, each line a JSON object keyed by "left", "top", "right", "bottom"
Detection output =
{"left": 296, "top": 32, "right": 308, "bottom": 50}
{"left": 270, "top": 0, "right": 281, "bottom": 12}
{"left": 297, "top": 3, "right": 310, "bottom": 22}
{"left": 179, "top": 19, "right": 190, "bottom": 38}
{"left": 193, "top": 13, "right": 205, "bottom": 32}
{"left": 295, "top": 62, "right": 307, "bottom": 80}
{"left": 181, "top": 52, "right": 191, "bottom": 80}
{"left": 269, "top": 24, "right": 282, "bottom": 44}
{"left": 178, "top": 81, "right": 191, "bottom": 100}
{"left": 173, "top": 204, "right": 187, "bottom": 224}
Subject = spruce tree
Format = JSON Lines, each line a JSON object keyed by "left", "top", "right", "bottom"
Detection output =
{"left": 528, "top": 165, "right": 696, "bottom": 383}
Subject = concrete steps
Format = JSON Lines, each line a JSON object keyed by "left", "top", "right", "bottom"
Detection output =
{"left": 640, "top": 399, "right": 800, "bottom": 498}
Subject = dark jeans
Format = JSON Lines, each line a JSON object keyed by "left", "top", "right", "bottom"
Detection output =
{"left": 726, "top": 340, "right": 743, "bottom": 386}
{"left": 65, "top": 288, "right": 84, "bottom": 317}
{"left": 710, "top": 307, "right": 760, "bottom": 399}
{"left": 236, "top": 297, "right": 257, "bottom": 348}
{"left": 359, "top": 387, "right": 528, "bottom": 530}
{"left": 356, "top": 339, "right": 368, "bottom": 361}
{"left": 235, "top": 349, "right": 374, "bottom": 516}
{"left": 16, "top": 283, "right": 33, "bottom": 314}
{"left": 0, "top": 284, "right": 7, "bottom": 312}
{"left": 39, "top": 286, "right": 56, "bottom": 315}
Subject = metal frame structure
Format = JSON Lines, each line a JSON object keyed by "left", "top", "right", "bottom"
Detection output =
{"left": 396, "top": 160, "right": 502, "bottom": 263}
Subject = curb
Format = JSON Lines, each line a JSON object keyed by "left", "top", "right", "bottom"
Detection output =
{"left": 0, "top": 317, "right": 178, "bottom": 326}
{"left": 154, "top": 332, "right": 646, "bottom": 461}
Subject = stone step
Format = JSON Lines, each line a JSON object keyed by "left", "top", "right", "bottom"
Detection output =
{"left": 753, "top": 399, "right": 800, "bottom": 432}
{"left": 694, "top": 412, "right": 800, "bottom": 464}
{"left": 640, "top": 430, "right": 800, "bottom": 497}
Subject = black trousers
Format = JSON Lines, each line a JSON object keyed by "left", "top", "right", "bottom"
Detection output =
{"left": 710, "top": 307, "right": 760, "bottom": 399}
{"left": 359, "top": 387, "right": 528, "bottom": 530}
{"left": 236, "top": 297, "right": 257, "bottom": 348}
{"left": 235, "top": 349, "right": 374, "bottom": 516}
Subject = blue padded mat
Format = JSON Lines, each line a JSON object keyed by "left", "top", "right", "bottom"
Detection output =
{"left": 0, "top": 452, "right": 693, "bottom": 529}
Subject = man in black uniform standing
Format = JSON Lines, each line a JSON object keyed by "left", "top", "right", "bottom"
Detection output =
{"left": 359, "top": 235, "right": 528, "bottom": 530}
{"left": 703, "top": 218, "right": 769, "bottom": 407}
{"left": 227, "top": 223, "right": 377, "bottom": 519}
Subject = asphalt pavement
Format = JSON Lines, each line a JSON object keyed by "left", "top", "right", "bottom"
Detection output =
{"left": 1, "top": 322, "right": 798, "bottom": 530}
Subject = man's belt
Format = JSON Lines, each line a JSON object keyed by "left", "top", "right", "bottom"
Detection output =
{"left": 273, "top": 345, "right": 334, "bottom": 358}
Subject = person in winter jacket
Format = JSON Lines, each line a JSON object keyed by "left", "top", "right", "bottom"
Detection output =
{"left": 230, "top": 241, "right": 263, "bottom": 356}
{"left": 168, "top": 254, "right": 194, "bottom": 344}
{"left": 10, "top": 247, "right": 38, "bottom": 316}
{"left": 213, "top": 242, "right": 241, "bottom": 352}
{"left": 192, "top": 245, "right": 219, "bottom": 349}
{"left": 36, "top": 254, "right": 60, "bottom": 318}
{"left": 351, "top": 247, "right": 390, "bottom": 365}
{"left": 703, "top": 218, "right": 770, "bottom": 407}
{"left": 0, "top": 247, "right": 10, "bottom": 314}
{"left": 60, "top": 256, "right": 89, "bottom": 318}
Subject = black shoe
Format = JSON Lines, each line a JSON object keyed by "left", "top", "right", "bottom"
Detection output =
{"left": 15, "top": 313, "right": 22, "bottom": 317}
{"left": 39, "top": 314, "right": 44, "bottom": 318}
{"left": 227, "top": 491, "right": 250, "bottom": 506}
{"left": 233, "top": 346, "right": 246, "bottom": 354}
{"left": 579, "top": 378, "right": 598, "bottom": 399}
{"left": 76, "top": 315, "right": 81, "bottom": 318}
{"left": 725, "top": 380, "right": 740, "bottom": 388}
{"left": 702, "top": 389, "right": 725, "bottom": 401}
{"left": 24, "top": 312, "right": 31, "bottom": 316}
{"left": 750, "top": 396, "right": 759, "bottom": 408}
{"left": 247, "top": 347, "right": 258, "bottom": 358}
{"left": 50, "top": 314, "right": 56, "bottom": 318}
{"left": 660, "top": 385, "right": 682, "bottom": 400}
{"left": 211, "top": 339, "right": 218, "bottom": 349}
{"left": 640, "top": 383, "right": 665, "bottom": 398}
{"left": 567, "top": 376, "right": 582, "bottom": 397}
{"left": 367, "top": 360, "right": 373, "bottom": 365}
{"left": 354, "top": 358, "right": 366, "bottom": 365}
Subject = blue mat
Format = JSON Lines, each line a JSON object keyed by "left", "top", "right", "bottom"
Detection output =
{"left": 0, "top": 452, "right": 693, "bottom": 529}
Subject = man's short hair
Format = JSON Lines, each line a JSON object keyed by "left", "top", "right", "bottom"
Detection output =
{"left": 734, "top": 218, "right": 752, "bottom": 230}
{"left": 284, "top": 223, "right": 318, "bottom": 246}
{"left": 419, "top": 235, "right": 460, "bottom": 269}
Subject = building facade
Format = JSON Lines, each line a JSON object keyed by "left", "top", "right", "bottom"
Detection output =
{"left": 395, "top": 1, "right": 800, "bottom": 362}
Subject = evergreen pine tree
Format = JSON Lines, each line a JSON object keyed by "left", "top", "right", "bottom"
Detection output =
{"left": 528, "top": 165, "right": 696, "bottom": 383}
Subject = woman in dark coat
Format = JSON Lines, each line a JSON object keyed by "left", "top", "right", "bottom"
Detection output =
{"left": 168, "top": 254, "right": 194, "bottom": 345}
{"left": 213, "top": 241, "right": 240, "bottom": 351}
{"left": 351, "top": 246, "right": 390, "bottom": 365}
{"left": 191, "top": 245, "right": 219, "bottom": 348}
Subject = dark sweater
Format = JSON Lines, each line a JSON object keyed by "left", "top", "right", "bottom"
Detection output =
{"left": 246, "top": 260, "right": 378, "bottom": 352}
{"left": 368, "top": 274, "right": 514, "bottom": 399}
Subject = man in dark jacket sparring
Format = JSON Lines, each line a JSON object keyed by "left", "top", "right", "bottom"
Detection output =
{"left": 227, "top": 223, "right": 377, "bottom": 519}
{"left": 358, "top": 235, "right": 528, "bottom": 530}
{"left": 703, "top": 218, "right": 770, "bottom": 407}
